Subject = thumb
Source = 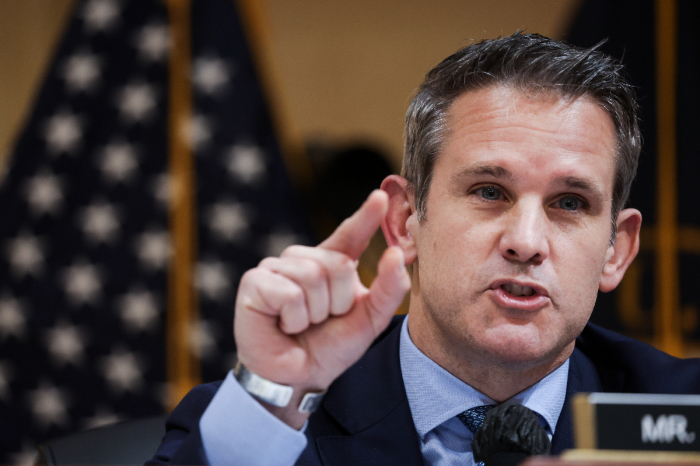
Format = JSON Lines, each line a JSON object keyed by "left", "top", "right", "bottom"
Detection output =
{"left": 319, "top": 190, "right": 388, "bottom": 260}
{"left": 363, "top": 246, "right": 411, "bottom": 335}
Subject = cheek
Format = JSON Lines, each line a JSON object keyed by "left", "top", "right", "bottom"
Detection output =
{"left": 557, "top": 219, "right": 610, "bottom": 275}
{"left": 419, "top": 219, "right": 493, "bottom": 285}
{"left": 555, "top": 239, "right": 607, "bottom": 319}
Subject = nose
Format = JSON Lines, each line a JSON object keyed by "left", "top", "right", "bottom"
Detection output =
{"left": 499, "top": 198, "right": 550, "bottom": 264}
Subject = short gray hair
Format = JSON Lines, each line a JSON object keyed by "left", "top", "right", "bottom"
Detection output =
{"left": 403, "top": 32, "right": 641, "bottom": 238}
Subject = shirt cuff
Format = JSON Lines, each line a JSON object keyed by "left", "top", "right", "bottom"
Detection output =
{"left": 200, "top": 370, "right": 308, "bottom": 466}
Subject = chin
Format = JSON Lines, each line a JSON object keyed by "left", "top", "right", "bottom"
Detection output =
{"left": 484, "top": 345, "right": 548, "bottom": 369}
{"left": 476, "top": 327, "right": 562, "bottom": 369}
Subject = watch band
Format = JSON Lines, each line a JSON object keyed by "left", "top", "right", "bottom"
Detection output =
{"left": 233, "top": 362, "right": 325, "bottom": 413}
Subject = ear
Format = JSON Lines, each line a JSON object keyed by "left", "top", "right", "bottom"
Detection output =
{"left": 599, "top": 208, "right": 642, "bottom": 292}
{"left": 380, "top": 175, "right": 418, "bottom": 265}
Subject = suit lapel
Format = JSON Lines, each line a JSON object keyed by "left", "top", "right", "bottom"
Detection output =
{"left": 308, "top": 320, "right": 632, "bottom": 462}
{"left": 552, "top": 325, "right": 626, "bottom": 455}
{"left": 316, "top": 400, "right": 422, "bottom": 466}
{"left": 550, "top": 348, "right": 597, "bottom": 453}
{"left": 314, "top": 316, "right": 424, "bottom": 466}
{"left": 550, "top": 341, "right": 626, "bottom": 454}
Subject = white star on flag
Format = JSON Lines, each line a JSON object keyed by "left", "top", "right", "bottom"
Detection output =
{"left": 6, "top": 231, "right": 46, "bottom": 278}
{"left": 187, "top": 114, "right": 214, "bottom": 150}
{"left": 189, "top": 319, "right": 220, "bottom": 360}
{"left": 265, "top": 230, "right": 301, "bottom": 257}
{"left": 99, "top": 347, "right": 145, "bottom": 394}
{"left": 135, "top": 23, "right": 170, "bottom": 62}
{"left": 43, "top": 111, "right": 83, "bottom": 155}
{"left": 44, "top": 320, "right": 89, "bottom": 367}
{"left": 151, "top": 173, "right": 171, "bottom": 207}
{"left": 79, "top": 200, "right": 122, "bottom": 244}
{"left": 22, "top": 170, "right": 64, "bottom": 217}
{"left": 225, "top": 144, "right": 267, "bottom": 185}
{"left": 116, "top": 82, "right": 158, "bottom": 123}
{"left": 192, "top": 56, "right": 233, "bottom": 95}
{"left": 61, "top": 51, "right": 102, "bottom": 93}
{"left": 118, "top": 288, "right": 160, "bottom": 333}
{"left": 28, "top": 381, "right": 70, "bottom": 429}
{"left": 82, "top": 0, "right": 120, "bottom": 33}
{"left": 196, "top": 260, "right": 231, "bottom": 302}
{"left": 133, "top": 229, "right": 170, "bottom": 271}
{"left": 205, "top": 201, "right": 250, "bottom": 242}
{"left": 62, "top": 260, "right": 103, "bottom": 306}
{"left": 98, "top": 141, "right": 139, "bottom": 184}
{"left": 0, "top": 295, "right": 27, "bottom": 340}
{"left": 0, "top": 0, "right": 318, "bottom": 458}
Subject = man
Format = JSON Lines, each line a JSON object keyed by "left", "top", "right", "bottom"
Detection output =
{"left": 149, "top": 33, "right": 700, "bottom": 465}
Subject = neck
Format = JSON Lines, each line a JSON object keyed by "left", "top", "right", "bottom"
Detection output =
{"left": 406, "top": 307, "right": 573, "bottom": 403}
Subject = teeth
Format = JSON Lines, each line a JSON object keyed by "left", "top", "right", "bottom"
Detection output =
{"left": 501, "top": 284, "right": 535, "bottom": 297}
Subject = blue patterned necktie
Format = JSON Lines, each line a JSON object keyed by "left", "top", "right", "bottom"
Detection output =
{"left": 457, "top": 405, "right": 496, "bottom": 433}
{"left": 457, "top": 405, "right": 496, "bottom": 466}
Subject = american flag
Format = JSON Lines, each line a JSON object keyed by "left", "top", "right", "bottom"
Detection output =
{"left": 0, "top": 0, "right": 314, "bottom": 462}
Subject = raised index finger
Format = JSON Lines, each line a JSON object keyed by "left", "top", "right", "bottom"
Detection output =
{"left": 319, "top": 190, "right": 388, "bottom": 260}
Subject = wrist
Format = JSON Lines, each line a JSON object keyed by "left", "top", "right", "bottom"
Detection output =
{"left": 233, "top": 362, "right": 326, "bottom": 414}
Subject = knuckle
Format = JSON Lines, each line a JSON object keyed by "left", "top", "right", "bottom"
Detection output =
{"left": 258, "top": 257, "right": 278, "bottom": 269}
{"left": 280, "top": 244, "right": 306, "bottom": 258}
{"left": 287, "top": 286, "right": 306, "bottom": 306}
{"left": 239, "top": 267, "right": 264, "bottom": 285}
{"left": 279, "top": 317, "right": 297, "bottom": 334}
{"left": 336, "top": 256, "right": 356, "bottom": 276}
{"left": 330, "top": 287, "right": 354, "bottom": 314}
{"left": 299, "top": 259, "right": 325, "bottom": 283}
{"left": 309, "top": 310, "right": 327, "bottom": 324}
{"left": 279, "top": 303, "right": 308, "bottom": 334}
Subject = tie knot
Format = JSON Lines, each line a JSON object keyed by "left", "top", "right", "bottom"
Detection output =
{"left": 457, "top": 405, "right": 496, "bottom": 433}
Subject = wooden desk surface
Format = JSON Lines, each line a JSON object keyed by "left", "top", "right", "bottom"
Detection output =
{"left": 524, "top": 449, "right": 700, "bottom": 465}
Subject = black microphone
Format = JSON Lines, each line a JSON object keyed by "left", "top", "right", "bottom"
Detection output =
{"left": 472, "top": 403, "right": 551, "bottom": 466}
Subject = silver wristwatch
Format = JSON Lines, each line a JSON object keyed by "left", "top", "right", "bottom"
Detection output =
{"left": 233, "top": 362, "right": 325, "bottom": 414}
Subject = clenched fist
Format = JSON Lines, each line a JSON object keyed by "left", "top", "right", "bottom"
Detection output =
{"left": 234, "top": 190, "right": 411, "bottom": 428}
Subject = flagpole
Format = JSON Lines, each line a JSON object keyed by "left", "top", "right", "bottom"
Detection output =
{"left": 234, "top": 0, "right": 315, "bottom": 191}
{"left": 654, "top": 0, "right": 682, "bottom": 357}
{"left": 166, "top": 0, "right": 201, "bottom": 410}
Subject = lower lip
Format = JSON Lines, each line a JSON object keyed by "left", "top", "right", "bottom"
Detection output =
{"left": 489, "top": 287, "right": 550, "bottom": 311}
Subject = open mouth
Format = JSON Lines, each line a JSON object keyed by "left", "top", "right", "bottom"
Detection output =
{"left": 500, "top": 283, "right": 536, "bottom": 297}
{"left": 490, "top": 280, "right": 549, "bottom": 311}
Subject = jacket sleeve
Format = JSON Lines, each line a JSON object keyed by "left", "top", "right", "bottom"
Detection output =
{"left": 146, "top": 381, "right": 222, "bottom": 465}
{"left": 145, "top": 373, "right": 309, "bottom": 466}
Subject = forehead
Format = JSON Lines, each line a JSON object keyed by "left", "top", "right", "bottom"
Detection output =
{"left": 438, "top": 86, "right": 617, "bottom": 192}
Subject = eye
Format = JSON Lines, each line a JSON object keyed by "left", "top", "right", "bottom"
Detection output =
{"left": 477, "top": 186, "right": 502, "bottom": 201}
{"left": 558, "top": 196, "right": 581, "bottom": 211}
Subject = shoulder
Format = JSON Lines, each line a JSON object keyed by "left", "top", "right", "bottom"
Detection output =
{"left": 147, "top": 318, "right": 406, "bottom": 465}
{"left": 575, "top": 323, "right": 700, "bottom": 393}
{"left": 147, "top": 381, "right": 223, "bottom": 465}
{"left": 168, "top": 381, "right": 224, "bottom": 428}
{"left": 308, "top": 313, "right": 406, "bottom": 433}
{"left": 373, "top": 314, "right": 406, "bottom": 346}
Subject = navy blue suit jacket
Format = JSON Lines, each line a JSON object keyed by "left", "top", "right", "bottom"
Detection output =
{"left": 149, "top": 316, "right": 700, "bottom": 465}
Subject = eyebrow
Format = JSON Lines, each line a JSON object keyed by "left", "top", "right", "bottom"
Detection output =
{"left": 556, "top": 176, "right": 608, "bottom": 203}
{"left": 452, "top": 166, "right": 608, "bottom": 202}
{"left": 451, "top": 164, "right": 513, "bottom": 182}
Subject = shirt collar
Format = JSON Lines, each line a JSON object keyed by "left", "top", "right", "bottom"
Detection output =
{"left": 399, "top": 316, "right": 569, "bottom": 439}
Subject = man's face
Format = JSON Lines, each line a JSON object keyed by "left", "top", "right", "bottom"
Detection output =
{"left": 407, "top": 86, "right": 619, "bottom": 372}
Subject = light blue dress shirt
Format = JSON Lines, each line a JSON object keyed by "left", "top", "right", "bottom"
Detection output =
{"left": 199, "top": 316, "right": 570, "bottom": 465}
{"left": 399, "top": 317, "right": 569, "bottom": 466}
